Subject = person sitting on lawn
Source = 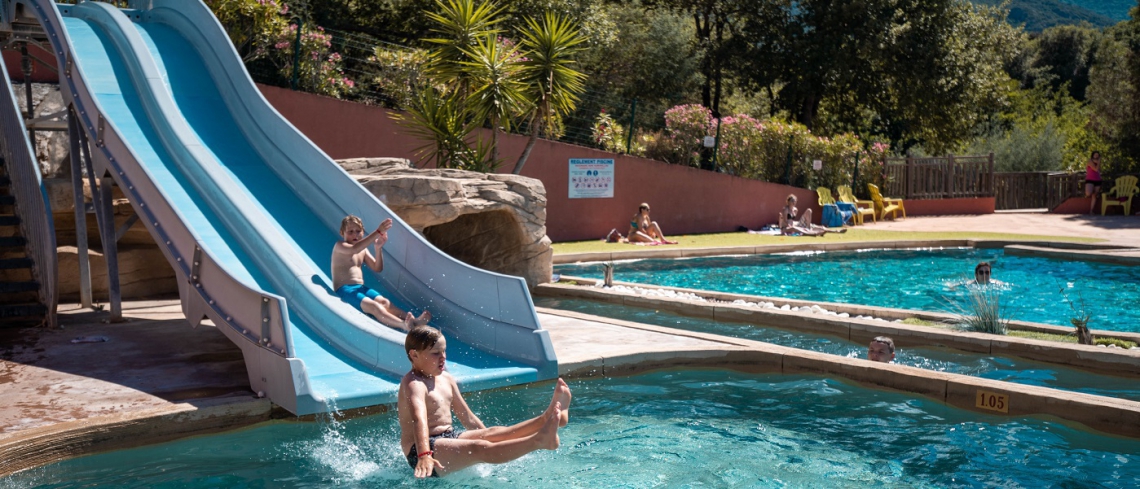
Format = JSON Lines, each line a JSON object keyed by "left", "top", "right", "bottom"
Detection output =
{"left": 627, "top": 203, "right": 678, "bottom": 245}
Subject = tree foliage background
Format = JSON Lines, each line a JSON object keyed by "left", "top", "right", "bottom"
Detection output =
{"left": 212, "top": 0, "right": 1140, "bottom": 176}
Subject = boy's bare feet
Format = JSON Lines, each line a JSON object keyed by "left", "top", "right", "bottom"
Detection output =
{"left": 555, "top": 378, "right": 572, "bottom": 427}
{"left": 535, "top": 402, "right": 561, "bottom": 450}
{"left": 414, "top": 310, "right": 432, "bottom": 326}
{"left": 402, "top": 312, "right": 415, "bottom": 331}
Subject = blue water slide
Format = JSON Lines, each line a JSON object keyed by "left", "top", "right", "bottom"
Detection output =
{"left": 17, "top": 0, "right": 555, "bottom": 415}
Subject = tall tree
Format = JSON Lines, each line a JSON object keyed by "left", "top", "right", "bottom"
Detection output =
{"left": 512, "top": 13, "right": 588, "bottom": 174}
{"left": 736, "top": 0, "right": 1021, "bottom": 152}
{"left": 1087, "top": 8, "right": 1140, "bottom": 174}
{"left": 641, "top": 0, "right": 746, "bottom": 117}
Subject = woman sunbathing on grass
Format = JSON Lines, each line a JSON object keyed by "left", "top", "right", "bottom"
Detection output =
{"left": 627, "top": 203, "right": 678, "bottom": 245}
{"left": 780, "top": 195, "right": 845, "bottom": 236}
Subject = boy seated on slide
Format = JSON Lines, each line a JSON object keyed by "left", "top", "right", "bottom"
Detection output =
{"left": 331, "top": 215, "right": 430, "bottom": 331}
{"left": 400, "top": 326, "right": 571, "bottom": 478}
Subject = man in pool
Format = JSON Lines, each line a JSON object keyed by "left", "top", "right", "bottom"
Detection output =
{"left": 868, "top": 336, "right": 895, "bottom": 363}
{"left": 974, "top": 262, "right": 991, "bottom": 285}
{"left": 399, "top": 326, "right": 572, "bottom": 478}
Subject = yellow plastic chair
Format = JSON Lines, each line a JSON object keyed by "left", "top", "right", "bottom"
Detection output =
{"left": 816, "top": 187, "right": 837, "bottom": 206}
{"left": 867, "top": 183, "right": 906, "bottom": 220}
{"left": 1101, "top": 175, "right": 1138, "bottom": 216}
{"left": 837, "top": 185, "right": 876, "bottom": 224}
{"left": 816, "top": 187, "right": 853, "bottom": 227}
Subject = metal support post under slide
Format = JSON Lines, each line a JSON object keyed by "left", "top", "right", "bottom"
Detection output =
{"left": 98, "top": 173, "right": 121, "bottom": 320}
{"left": 20, "top": 43, "right": 35, "bottom": 144}
{"left": 75, "top": 110, "right": 122, "bottom": 321}
{"left": 67, "top": 106, "right": 93, "bottom": 309}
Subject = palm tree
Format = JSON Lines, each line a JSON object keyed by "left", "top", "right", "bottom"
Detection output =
{"left": 424, "top": 0, "right": 504, "bottom": 99}
{"left": 462, "top": 35, "right": 530, "bottom": 166}
{"left": 511, "top": 13, "right": 587, "bottom": 174}
{"left": 391, "top": 86, "right": 477, "bottom": 169}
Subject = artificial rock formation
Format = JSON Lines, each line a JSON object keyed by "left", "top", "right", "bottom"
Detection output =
{"left": 339, "top": 158, "right": 552, "bottom": 288}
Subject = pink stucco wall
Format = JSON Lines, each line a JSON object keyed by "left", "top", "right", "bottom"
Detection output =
{"left": 3, "top": 45, "right": 59, "bottom": 83}
{"left": 259, "top": 85, "right": 1001, "bottom": 240}
{"left": 258, "top": 85, "right": 819, "bottom": 242}
{"left": 903, "top": 198, "right": 995, "bottom": 216}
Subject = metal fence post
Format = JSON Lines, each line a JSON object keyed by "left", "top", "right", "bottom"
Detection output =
{"left": 291, "top": 19, "right": 303, "bottom": 90}
{"left": 712, "top": 116, "right": 721, "bottom": 171}
{"left": 852, "top": 151, "right": 860, "bottom": 193}
{"left": 784, "top": 134, "right": 794, "bottom": 185}
{"left": 625, "top": 99, "right": 636, "bottom": 154}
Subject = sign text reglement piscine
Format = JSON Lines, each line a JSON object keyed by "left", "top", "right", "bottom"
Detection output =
{"left": 568, "top": 158, "right": 614, "bottom": 199}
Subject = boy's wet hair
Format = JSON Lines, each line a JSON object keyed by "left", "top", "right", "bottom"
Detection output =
{"left": 975, "top": 261, "right": 991, "bottom": 273}
{"left": 405, "top": 325, "right": 443, "bottom": 359}
{"left": 340, "top": 215, "right": 364, "bottom": 234}
{"left": 638, "top": 203, "right": 650, "bottom": 211}
{"left": 871, "top": 336, "right": 895, "bottom": 353}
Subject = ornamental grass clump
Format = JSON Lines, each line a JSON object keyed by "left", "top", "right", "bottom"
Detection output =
{"left": 1060, "top": 286, "right": 1095, "bottom": 345}
{"left": 952, "top": 287, "right": 1008, "bottom": 335}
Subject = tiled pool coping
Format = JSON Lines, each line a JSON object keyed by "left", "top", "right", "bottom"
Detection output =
{"left": 553, "top": 239, "right": 1139, "bottom": 266}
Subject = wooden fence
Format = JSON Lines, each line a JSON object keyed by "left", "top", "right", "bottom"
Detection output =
{"left": 994, "top": 172, "right": 1049, "bottom": 209}
{"left": 1046, "top": 172, "right": 1086, "bottom": 210}
{"left": 992, "top": 171, "right": 1096, "bottom": 210}
{"left": 883, "top": 154, "right": 994, "bottom": 199}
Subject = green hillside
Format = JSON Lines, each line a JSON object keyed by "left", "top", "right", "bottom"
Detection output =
{"left": 1060, "top": 0, "right": 1133, "bottom": 21}
{"left": 972, "top": 0, "right": 1116, "bottom": 31}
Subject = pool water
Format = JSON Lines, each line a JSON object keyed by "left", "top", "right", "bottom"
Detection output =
{"left": 536, "top": 297, "right": 1140, "bottom": 401}
{"left": 4, "top": 372, "right": 1138, "bottom": 488}
{"left": 554, "top": 248, "right": 1140, "bottom": 333}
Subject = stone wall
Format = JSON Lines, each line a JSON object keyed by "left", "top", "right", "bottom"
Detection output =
{"left": 340, "top": 158, "right": 553, "bottom": 288}
{"left": 16, "top": 83, "right": 69, "bottom": 178}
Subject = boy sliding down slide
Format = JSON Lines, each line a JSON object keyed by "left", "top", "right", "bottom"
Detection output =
{"left": 399, "top": 326, "right": 571, "bottom": 478}
{"left": 331, "top": 215, "right": 430, "bottom": 331}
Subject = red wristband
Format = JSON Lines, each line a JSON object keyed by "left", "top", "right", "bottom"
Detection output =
{"left": 418, "top": 450, "right": 434, "bottom": 457}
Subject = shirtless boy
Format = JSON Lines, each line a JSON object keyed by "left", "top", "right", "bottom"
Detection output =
{"left": 331, "top": 215, "right": 429, "bottom": 331}
{"left": 399, "top": 326, "right": 571, "bottom": 478}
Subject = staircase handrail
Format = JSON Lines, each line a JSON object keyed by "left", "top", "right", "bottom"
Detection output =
{"left": 0, "top": 42, "right": 57, "bottom": 327}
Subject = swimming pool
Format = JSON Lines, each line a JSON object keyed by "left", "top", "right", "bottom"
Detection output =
{"left": 4, "top": 371, "right": 1137, "bottom": 488}
{"left": 554, "top": 248, "right": 1140, "bottom": 333}
{"left": 536, "top": 297, "right": 1140, "bottom": 401}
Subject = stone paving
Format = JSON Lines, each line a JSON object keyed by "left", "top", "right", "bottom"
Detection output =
{"left": 873, "top": 212, "right": 1140, "bottom": 247}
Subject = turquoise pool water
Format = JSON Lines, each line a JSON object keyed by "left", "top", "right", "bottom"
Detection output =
{"left": 4, "top": 372, "right": 1138, "bottom": 488}
{"left": 536, "top": 297, "right": 1140, "bottom": 401}
{"left": 554, "top": 248, "right": 1140, "bottom": 333}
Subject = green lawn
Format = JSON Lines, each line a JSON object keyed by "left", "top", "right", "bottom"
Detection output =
{"left": 552, "top": 229, "right": 1103, "bottom": 255}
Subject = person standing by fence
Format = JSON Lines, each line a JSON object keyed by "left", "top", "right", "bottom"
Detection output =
{"left": 1086, "top": 151, "right": 1103, "bottom": 214}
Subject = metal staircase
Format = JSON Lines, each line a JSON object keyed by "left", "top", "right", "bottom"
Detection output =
{"left": 0, "top": 5, "right": 58, "bottom": 328}
{"left": 0, "top": 158, "right": 48, "bottom": 326}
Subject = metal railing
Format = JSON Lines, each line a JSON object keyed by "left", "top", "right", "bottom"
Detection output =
{"left": 883, "top": 154, "right": 994, "bottom": 200}
{"left": 0, "top": 55, "right": 57, "bottom": 327}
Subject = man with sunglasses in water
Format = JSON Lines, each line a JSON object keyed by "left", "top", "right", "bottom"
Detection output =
{"left": 974, "top": 262, "right": 992, "bottom": 285}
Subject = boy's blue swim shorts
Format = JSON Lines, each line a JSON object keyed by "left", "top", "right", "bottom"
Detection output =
{"left": 335, "top": 283, "right": 381, "bottom": 311}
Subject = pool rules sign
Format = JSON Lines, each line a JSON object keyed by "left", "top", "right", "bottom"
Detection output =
{"left": 569, "top": 158, "right": 614, "bottom": 198}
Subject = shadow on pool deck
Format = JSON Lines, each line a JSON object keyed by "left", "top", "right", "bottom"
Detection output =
{"left": 0, "top": 300, "right": 256, "bottom": 436}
